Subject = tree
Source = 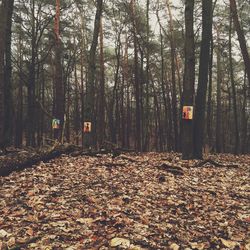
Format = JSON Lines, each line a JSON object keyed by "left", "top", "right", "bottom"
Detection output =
{"left": 4, "top": 0, "right": 14, "bottom": 146}
{"left": 193, "top": 0, "right": 213, "bottom": 159}
{"left": 229, "top": 9, "right": 240, "bottom": 154}
{"left": 85, "top": 0, "right": 103, "bottom": 148}
{"left": 182, "top": 0, "right": 195, "bottom": 159}
{"left": 0, "top": 0, "right": 14, "bottom": 149}
{"left": 98, "top": 16, "right": 105, "bottom": 148}
{"left": 166, "top": 0, "right": 179, "bottom": 151}
{"left": 0, "top": 0, "right": 7, "bottom": 149}
{"left": 131, "top": 0, "right": 142, "bottom": 151}
{"left": 230, "top": 0, "right": 250, "bottom": 88}
{"left": 53, "top": 0, "right": 64, "bottom": 141}
{"left": 215, "top": 26, "right": 223, "bottom": 153}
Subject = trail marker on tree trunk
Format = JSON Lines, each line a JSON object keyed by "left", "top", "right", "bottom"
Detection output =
{"left": 55, "top": 0, "right": 60, "bottom": 43}
{"left": 52, "top": 119, "right": 60, "bottom": 129}
{"left": 182, "top": 106, "right": 193, "bottom": 120}
{"left": 83, "top": 122, "right": 91, "bottom": 133}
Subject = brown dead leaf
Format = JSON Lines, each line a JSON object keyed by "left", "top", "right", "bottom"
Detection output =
{"left": 26, "top": 227, "right": 34, "bottom": 236}
{"left": 220, "top": 238, "right": 239, "bottom": 249}
{"left": 7, "top": 237, "right": 15, "bottom": 247}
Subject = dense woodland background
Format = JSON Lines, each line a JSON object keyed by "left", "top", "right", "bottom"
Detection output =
{"left": 0, "top": 0, "right": 249, "bottom": 158}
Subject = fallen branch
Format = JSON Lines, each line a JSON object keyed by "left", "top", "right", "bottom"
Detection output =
{"left": 194, "top": 159, "right": 238, "bottom": 168}
{"left": 157, "top": 162, "right": 184, "bottom": 176}
{"left": 0, "top": 144, "right": 80, "bottom": 177}
{"left": 71, "top": 148, "right": 135, "bottom": 158}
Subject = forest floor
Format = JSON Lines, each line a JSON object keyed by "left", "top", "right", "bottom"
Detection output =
{"left": 0, "top": 152, "right": 249, "bottom": 250}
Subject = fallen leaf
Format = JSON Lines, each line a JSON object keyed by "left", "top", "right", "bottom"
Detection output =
{"left": 76, "top": 218, "right": 94, "bottom": 224}
{"left": 220, "top": 238, "right": 238, "bottom": 249}
{"left": 245, "top": 243, "right": 250, "bottom": 250}
{"left": 26, "top": 227, "right": 34, "bottom": 236}
{"left": 110, "top": 237, "right": 130, "bottom": 248}
{"left": 169, "top": 243, "right": 180, "bottom": 250}
{"left": 129, "top": 245, "right": 144, "bottom": 250}
{"left": 190, "top": 242, "right": 206, "bottom": 250}
{"left": 7, "top": 237, "right": 15, "bottom": 247}
{"left": 0, "top": 229, "right": 11, "bottom": 238}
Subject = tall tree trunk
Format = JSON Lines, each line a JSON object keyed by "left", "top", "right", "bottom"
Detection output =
{"left": 182, "top": 0, "right": 195, "bottom": 159}
{"left": 152, "top": 80, "right": 163, "bottom": 151}
{"left": 159, "top": 27, "right": 172, "bottom": 151}
{"left": 0, "top": 0, "right": 7, "bottom": 148}
{"left": 80, "top": 48, "right": 85, "bottom": 147}
{"left": 193, "top": 0, "right": 213, "bottom": 159}
{"left": 4, "top": 0, "right": 14, "bottom": 146}
{"left": 26, "top": 0, "right": 36, "bottom": 146}
{"left": 229, "top": 11, "right": 239, "bottom": 154}
{"left": 241, "top": 71, "right": 248, "bottom": 153}
{"left": 143, "top": 0, "right": 150, "bottom": 151}
{"left": 230, "top": 0, "right": 250, "bottom": 88}
{"left": 85, "top": 0, "right": 103, "bottom": 148}
{"left": 215, "top": 27, "right": 222, "bottom": 153}
{"left": 123, "top": 33, "right": 131, "bottom": 148}
{"left": 207, "top": 39, "right": 214, "bottom": 149}
{"left": 98, "top": 16, "right": 105, "bottom": 148}
{"left": 131, "top": 0, "right": 142, "bottom": 151}
{"left": 166, "top": 0, "right": 179, "bottom": 151}
{"left": 53, "top": 0, "right": 64, "bottom": 142}
{"left": 109, "top": 30, "right": 121, "bottom": 144}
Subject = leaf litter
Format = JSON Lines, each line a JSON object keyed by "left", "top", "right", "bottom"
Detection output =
{"left": 0, "top": 152, "right": 249, "bottom": 249}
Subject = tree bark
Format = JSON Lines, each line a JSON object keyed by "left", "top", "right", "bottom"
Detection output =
{"left": 143, "top": 0, "right": 150, "bottom": 151}
{"left": 193, "top": 0, "right": 213, "bottom": 159}
{"left": 207, "top": 39, "right": 214, "bottom": 149}
{"left": 166, "top": 0, "right": 179, "bottom": 151}
{"left": 182, "top": 0, "right": 195, "bottom": 159}
{"left": 215, "top": 27, "right": 222, "bottom": 153}
{"left": 26, "top": 0, "right": 36, "bottom": 146}
{"left": 230, "top": 0, "right": 250, "bottom": 88}
{"left": 98, "top": 16, "right": 105, "bottom": 148}
{"left": 85, "top": 0, "right": 103, "bottom": 149}
{"left": 53, "top": 0, "right": 64, "bottom": 142}
{"left": 4, "top": 0, "right": 14, "bottom": 146}
{"left": 131, "top": 0, "right": 142, "bottom": 151}
{"left": 229, "top": 11, "right": 240, "bottom": 154}
{"left": 0, "top": 0, "right": 7, "bottom": 148}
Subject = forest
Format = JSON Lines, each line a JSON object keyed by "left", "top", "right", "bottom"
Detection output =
{"left": 0, "top": 0, "right": 249, "bottom": 249}
{"left": 0, "top": 0, "right": 249, "bottom": 159}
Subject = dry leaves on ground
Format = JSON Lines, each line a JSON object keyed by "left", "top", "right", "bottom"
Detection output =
{"left": 0, "top": 152, "right": 249, "bottom": 249}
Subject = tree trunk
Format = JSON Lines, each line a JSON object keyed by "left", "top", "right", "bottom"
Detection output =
{"left": 53, "top": 0, "right": 64, "bottom": 142}
{"left": 241, "top": 71, "right": 248, "bottom": 153}
{"left": 207, "top": 39, "right": 214, "bottom": 149}
{"left": 98, "top": 16, "right": 105, "bottom": 148}
{"left": 193, "top": 0, "right": 213, "bottom": 159}
{"left": 182, "top": 0, "right": 195, "bottom": 159}
{"left": 0, "top": 0, "right": 7, "bottom": 148}
{"left": 15, "top": 25, "right": 24, "bottom": 147}
{"left": 123, "top": 33, "right": 131, "bottom": 148}
{"left": 26, "top": 0, "right": 36, "bottom": 146}
{"left": 131, "top": 0, "right": 142, "bottom": 151}
{"left": 159, "top": 27, "right": 172, "bottom": 151}
{"left": 230, "top": 0, "right": 250, "bottom": 88}
{"left": 215, "top": 27, "right": 222, "bottom": 153}
{"left": 109, "top": 30, "right": 121, "bottom": 144}
{"left": 229, "top": 11, "right": 240, "bottom": 154}
{"left": 166, "top": 0, "right": 179, "bottom": 151}
{"left": 4, "top": 0, "right": 14, "bottom": 146}
{"left": 85, "top": 0, "right": 103, "bottom": 149}
{"left": 143, "top": 0, "right": 150, "bottom": 151}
